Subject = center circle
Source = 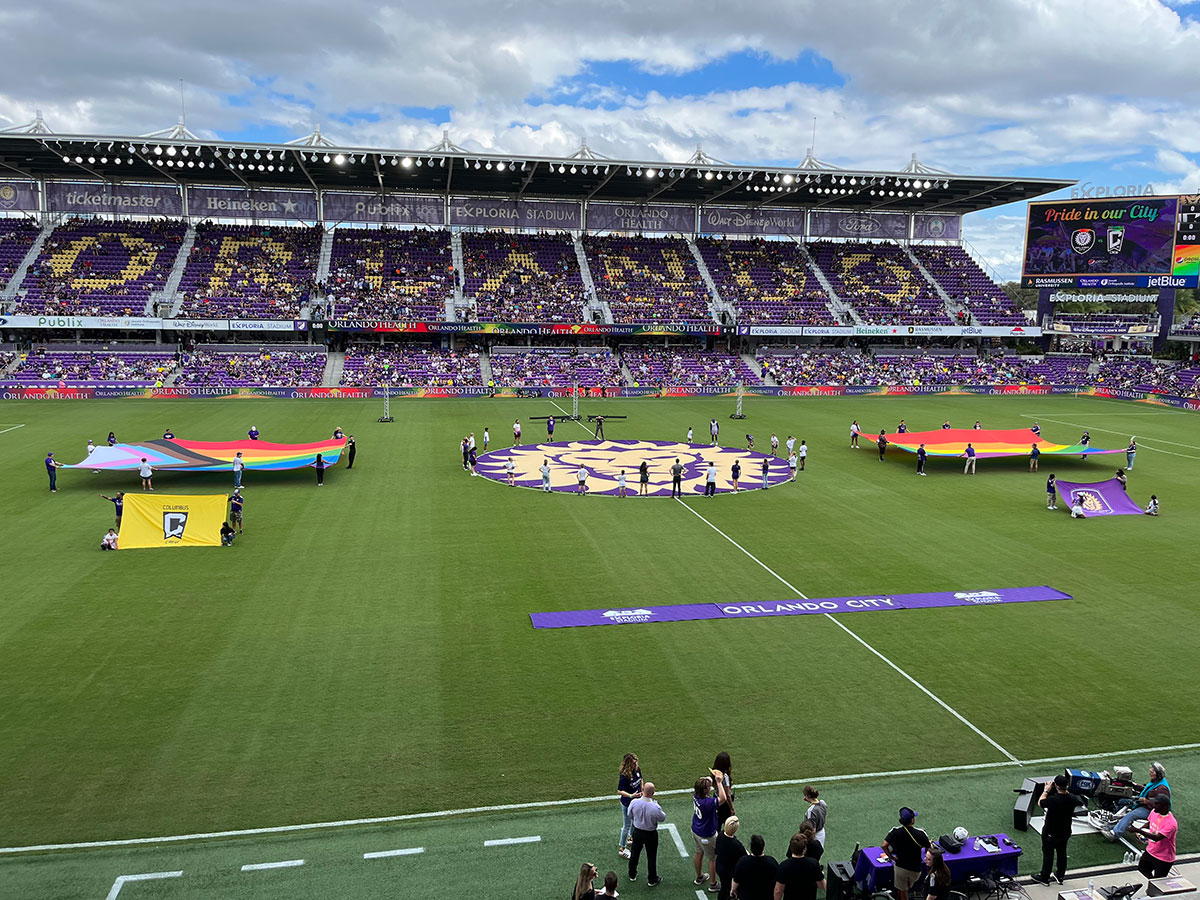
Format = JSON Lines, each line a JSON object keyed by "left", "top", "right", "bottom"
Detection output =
{"left": 475, "top": 440, "right": 795, "bottom": 496}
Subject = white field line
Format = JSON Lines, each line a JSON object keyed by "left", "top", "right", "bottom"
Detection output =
{"left": 672, "top": 496, "right": 1020, "bottom": 762}
{"left": 0, "top": 423, "right": 26, "bottom": 435}
{"left": 5, "top": 742, "right": 1200, "bottom": 855}
{"left": 697, "top": 891, "right": 708, "bottom": 900}
{"left": 363, "top": 847, "right": 425, "bottom": 859}
{"left": 241, "top": 858, "right": 305, "bottom": 871}
{"left": 484, "top": 835, "right": 541, "bottom": 847}
{"left": 104, "top": 871, "right": 182, "bottom": 900}
{"left": 659, "top": 822, "right": 688, "bottom": 857}
{"left": 1020, "top": 414, "right": 1200, "bottom": 452}
{"left": 549, "top": 399, "right": 596, "bottom": 437}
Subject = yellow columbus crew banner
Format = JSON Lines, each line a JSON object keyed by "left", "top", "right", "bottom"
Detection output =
{"left": 119, "top": 494, "right": 227, "bottom": 550}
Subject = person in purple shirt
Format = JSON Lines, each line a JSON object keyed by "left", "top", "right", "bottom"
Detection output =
{"left": 547, "top": 416, "right": 555, "bottom": 439}
{"left": 468, "top": 446, "right": 478, "bottom": 476}
{"left": 248, "top": 425, "right": 260, "bottom": 441}
{"left": 100, "top": 492, "right": 124, "bottom": 528}
{"left": 962, "top": 443, "right": 976, "bottom": 475}
{"left": 617, "top": 753, "right": 643, "bottom": 859}
{"left": 163, "top": 429, "right": 175, "bottom": 439}
{"left": 107, "top": 431, "right": 117, "bottom": 446}
{"left": 45, "top": 451, "right": 63, "bottom": 492}
{"left": 692, "top": 775, "right": 729, "bottom": 888}
{"left": 229, "top": 489, "right": 244, "bottom": 534}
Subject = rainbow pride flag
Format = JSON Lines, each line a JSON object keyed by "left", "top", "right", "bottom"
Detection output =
{"left": 65, "top": 437, "right": 347, "bottom": 471}
{"left": 878, "top": 428, "right": 1122, "bottom": 459}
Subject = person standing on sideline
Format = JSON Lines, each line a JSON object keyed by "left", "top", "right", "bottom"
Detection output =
{"left": 233, "top": 451, "right": 245, "bottom": 488}
{"left": 229, "top": 488, "right": 244, "bottom": 535}
{"left": 547, "top": 416, "right": 556, "bottom": 439}
{"left": 761, "top": 457, "right": 770, "bottom": 489}
{"left": 774, "top": 833, "right": 825, "bottom": 900}
{"left": 618, "top": 470, "right": 628, "bottom": 498}
{"left": 617, "top": 753, "right": 643, "bottom": 859}
{"left": 460, "top": 436, "right": 470, "bottom": 471}
{"left": 916, "top": 443, "right": 927, "bottom": 476}
{"left": 1079, "top": 430, "right": 1091, "bottom": 458}
{"left": 628, "top": 782, "right": 665, "bottom": 886}
{"left": 788, "top": 452, "right": 798, "bottom": 481}
{"left": 850, "top": 420, "right": 861, "bottom": 448}
{"left": 482, "top": 428, "right": 490, "bottom": 451}
{"left": 313, "top": 453, "right": 326, "bottom": 486}
{"left": 1031, "top": 774, "right": 1083, "bottom": 886}
{"left": 139, "top": 458, "right": 155, "bottom": 491}
{"left": 710, "top": 418, "right": 720, "bottom": 445}
{"left": 100, "top": 492, "right": 124, "bottom": 529}
{"left": 577, "top": 466, "right": 589, "bottom": 494}
{"left": 100, "top": 528, "right": 119, "bottom": 551}
{"left": 513, "top": 419, "right": 522, "bottom": 446}
{"left": 962, "top": 443, "right": 976, "bottom": 475}
{"left": 1146, "top": 495, "right": 1159, "bottom": 515}
{"left": 803, "top": 786, "right": 827, "bottom": 845}
{"left": 1126, "top": 437, "right": 1137, "bottom": 470}
{"left": 107, "top": 431, "right": 117, "bottom": 446}
{"left": 880, "top": 808, "right": 930, "bottom": 900}
{"left": 248, "top": 425, "right": 260, "bottom": 441}
{"left": 1136, "top": 795, "right": 1178, "bottom": 880}
{"left": 687, "top": 425, "right": 694, "bottom": 443}
{"left": 1030, "top": 443, "right": 1040, "bottom": 472}
{"left": 467, "top": 432, "right": 476, "bottom": 457}
{"left": 571, "top": 862, "right": 599, "bottom": 900}
{"left": 770, "top": 433, "right": 779, "bottom": 456}
{"left": 798, "top": 440, "right": 807, "bottom": 471}
{"left": 786, "top": 435, "right": 796, "bottom": 457}
{"left": 712, "top": 752, "right": 735, "bottom": 829}
{"left": 877, "top": 431, "right": 888, "bottom": 461}
{"left": 731, "top": 460, "right": 741, "bottom": 492}
{"left": 45, "top": 451, "right": 63, "bottom": 492}
{"left": 87, "top": 439, "right": 99, "bottom": 473}
{"left": 705, "top": 461, "right": 718, "bottom": 496}
{"left": 1116, "top": 469, "right": 1128, "bottom": 491}
{"left": 670, "top": 458, "right": 684, "bottom": 498}
{"left": 1047, "top": 474, "right": 1058, "bottom": 510}
{"left": 639, "top": 460, "right": 650, "bottom": 496}
{"left": 732, "top": 834, "right": 778, "bottom": 900}
{"left": 692, "top": 776, "right": 728, "bottom": 889}
{"left": 540, "top": 459, "right": 552, "bottom": 493}
{"left": 505, "top": 457, "right": 516, "bottom": 486}
{"left": 594, "top": 415, "right": 605, "bottom": 439}
{"left": 468, "top": 445, "right": 478, "bottom": 476}
{"left": 715, "top": 816, "right": 747, "bottom": 900}
{"left": 346, "top": 435, "right": 356, "bottom": 470}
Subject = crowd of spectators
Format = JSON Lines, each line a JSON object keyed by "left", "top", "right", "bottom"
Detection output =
{"left": 585, "top": 235, "right": 714, "bottom": 323}
{"left": 177, "top": 224, "right": 320, "bottom": 319}
{"left": 13, "top": 218, "right": 185, "bottom": 316}
{"left": 175, "top": 347, "right": 326, "bottom": 386}
{"left": 8, "top": 346, "right": 177, "bottom": 383}
{"left": 0, "top": 219, "right": 38, "bottom": 292}
{"left": 463, "top": 231, "right": 586, "bottom": 322}
{"left": 697, "top": 238, "right": 838, "bottom": 325}
{"left": 624, "top": 347, "right": 760, "bottom": 387}
{"left": 326, "top": 228, "right": 453, "bottom": 321}
{"left": 809, "top": 241, "right": 951, "bottom": 326}
{"left": 912, "top": 245, "right": 1027, "bottom": 326}
{"left": 489, "top": 348, "right": 622, "bottom": 386}
{"left": 340, "top": 344, "right": 483, "bottom": 386}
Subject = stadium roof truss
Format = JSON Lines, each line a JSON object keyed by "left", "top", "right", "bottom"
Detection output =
{"left": 0, "top": 131, "right": 1074, "bottom": 216}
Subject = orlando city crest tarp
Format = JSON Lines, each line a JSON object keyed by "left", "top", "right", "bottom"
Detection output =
{"left": 118, "top": 494, "right": 227, "bottom": 549}
{"left": 1054, "top": 478, "right": 1145, "bottom": 517}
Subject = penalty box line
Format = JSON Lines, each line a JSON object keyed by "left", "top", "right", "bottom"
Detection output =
{"left": 6, "top": 742, "right": 1200, "bottom": 855}
{"left": 672, "top": 497, "right": 1020, "bottom": 763}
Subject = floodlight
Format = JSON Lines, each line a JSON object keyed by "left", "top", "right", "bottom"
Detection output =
{"left": 401, "top": 156, "right": 413, "bottom": 168}
{"left": 496, "top": 162, "right": 506, "bottom": 171}
{"left": 167, "top": 146, "right": 176, "bottom": 156}
{"left": 334, "top": 154, "right": 345, "bottom": 165}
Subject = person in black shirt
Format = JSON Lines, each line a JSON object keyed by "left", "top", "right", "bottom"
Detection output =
{"left": 796, "top": 821, "right": 823, "bottom": 863}
{"left": 877, "top": 432, "right": 888, "bottom": 461}
{"left": 881, "top": 807, "right": 931, "bottom": 900}
{"left": 346, "top": 435, "right": 356, "bottom": 470}
{"left": 916, "top": 443, "right": 927, "bottom": 476}
{"left": 924, "top": 847, "right": 952, "bottom": 900}
{"left": 733, "top": 834, "right": 778, "bottom": 900}
{"left": 715, "top": 816, "right": 747, "bottom": 900}
{"left": 775, "top": 833, "right": 825, "bottom": 900}
{"left": 1031, "top": 774, "right": 1083, "bottom": 885}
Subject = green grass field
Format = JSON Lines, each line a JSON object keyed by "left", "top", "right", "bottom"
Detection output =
{"left": 1, "top": 394, "right": 1198, "bottom": 897}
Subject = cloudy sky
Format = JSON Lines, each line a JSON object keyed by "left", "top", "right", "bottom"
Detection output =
{"left": 3, "top": 0, "right": 1199, "bottom": 280}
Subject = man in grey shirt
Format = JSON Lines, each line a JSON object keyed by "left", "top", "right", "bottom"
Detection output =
{"left": 629, "top": 782, "right": 666, "bottom": 886}
{"left": 671, "top": 459, "right": 684, "bottom": 498}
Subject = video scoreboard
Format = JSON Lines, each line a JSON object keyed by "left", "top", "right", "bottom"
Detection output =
{"left": 1022, "top": 194, "right": 1200, "bottom": 289}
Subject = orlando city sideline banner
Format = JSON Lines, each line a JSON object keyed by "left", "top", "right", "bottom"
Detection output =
{"left": 119, "top": 494, "right": 226, "bottom": 550}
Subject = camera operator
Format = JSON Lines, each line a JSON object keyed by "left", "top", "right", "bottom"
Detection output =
{"left": 1104, "top": 763, "right": 1170, "bottom": 842}
{"left": 1031, "top": 774, "right": 1083, "bottom": 886}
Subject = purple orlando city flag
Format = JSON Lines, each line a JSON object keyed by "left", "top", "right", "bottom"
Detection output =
{"left": 1055, "top": 478, "right": 1145, "bottom": 516}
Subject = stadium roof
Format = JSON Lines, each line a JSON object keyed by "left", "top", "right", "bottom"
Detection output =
{"left": 0, "top": 130, "right": 1074, "bottom": 215}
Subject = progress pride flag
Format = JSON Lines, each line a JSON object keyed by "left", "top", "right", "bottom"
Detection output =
{"left": 531, "top": 585, "right": 1071, "bottom": 628}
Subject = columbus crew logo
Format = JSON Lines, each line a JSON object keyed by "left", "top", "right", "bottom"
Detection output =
{"left": 163, "top": 511, "right": 189, "bottom": 540}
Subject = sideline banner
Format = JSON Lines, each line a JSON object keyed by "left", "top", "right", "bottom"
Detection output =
{"left": 119, "top": 494, "right": 226, "bottom": 550}
{"left": 531, "top": 585, "right": 1072, "bottom": 629}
